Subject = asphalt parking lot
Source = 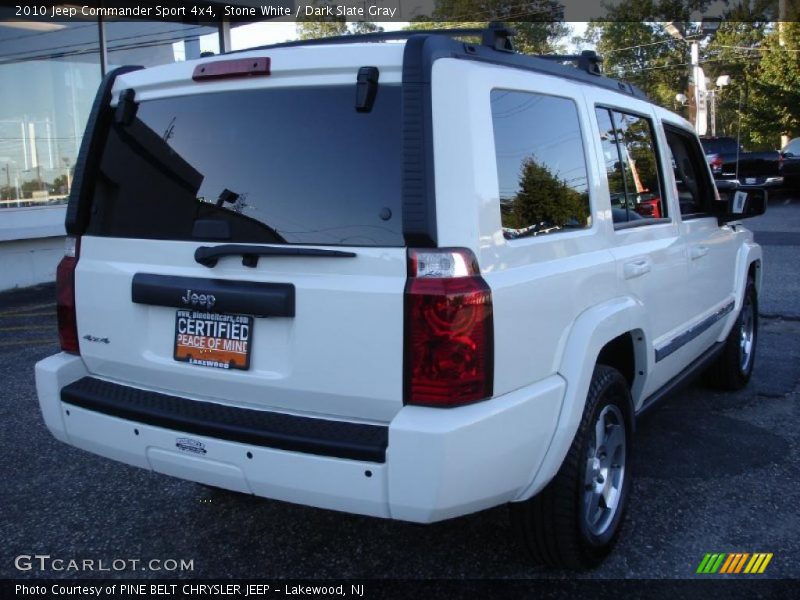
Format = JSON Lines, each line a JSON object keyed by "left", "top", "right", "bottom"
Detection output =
{"left": 1, "top": 197, "right": 799, "bottom": 581}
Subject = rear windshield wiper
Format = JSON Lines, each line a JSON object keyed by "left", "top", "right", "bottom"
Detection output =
{"left": 195, "top": 244, "right": 356, "bottom": 268}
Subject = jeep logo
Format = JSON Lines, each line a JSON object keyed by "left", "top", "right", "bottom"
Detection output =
{"left": 181, "top": 289, "right": 216, "bottom": 310}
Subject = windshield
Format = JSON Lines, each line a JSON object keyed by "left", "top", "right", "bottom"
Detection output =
{"left": 700, "top": 138, "right": 737, "bottom": 155}
{"left": 86, "top": 85, "right": 403, "bottom": 247}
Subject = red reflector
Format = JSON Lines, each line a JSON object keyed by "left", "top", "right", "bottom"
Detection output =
{"left": 56, "top": 240, "right": 80, "bottom": 354}
{"left": 404, "top": 273, "right": 493, "bottom": 407}
{"left": 192, "top": 57, "right": 270, "bottom": 81}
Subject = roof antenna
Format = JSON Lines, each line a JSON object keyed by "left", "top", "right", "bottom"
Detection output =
{"left": 482, "top": 22, "right": 516, "bottom": 52}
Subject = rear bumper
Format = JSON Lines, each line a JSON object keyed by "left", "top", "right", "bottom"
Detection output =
{"left": 35, "top": 353, "right": 565, "bottom": 523}
{"left": 717, "top": 175, "right": 784, "bottom": 189}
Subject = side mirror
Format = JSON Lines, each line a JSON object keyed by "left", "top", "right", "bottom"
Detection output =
{"left": 712, "top": 180, "right": 767, "bottom": 224}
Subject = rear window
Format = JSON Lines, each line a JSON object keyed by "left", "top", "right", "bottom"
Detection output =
{"left": 86, "top": 85, "right": 403, "bottom": 246}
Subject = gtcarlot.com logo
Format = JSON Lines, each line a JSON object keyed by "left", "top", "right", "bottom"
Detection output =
{"left": 696, "top": 552, "right": 773, "bottom": 574}
{"left": 14, "top": 554, "right": 194, "bottom": 573}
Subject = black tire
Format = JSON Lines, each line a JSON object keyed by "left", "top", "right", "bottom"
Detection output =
{"left": 510, "top": 365, "right": 634, "bottom": 569}
{"left": 706, "top": 278, "right": 758, "bottom": 391}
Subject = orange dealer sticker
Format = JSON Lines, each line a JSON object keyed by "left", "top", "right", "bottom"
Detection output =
{"left": 173, "top": 309, "right": 253, "bottom": 370}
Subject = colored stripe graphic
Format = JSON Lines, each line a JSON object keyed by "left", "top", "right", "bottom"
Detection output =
{"left": 734, "top": 553, "right": 750, "bottom": 573}
{"left": 720, "top": 553, "right": 750, "bottom": 574}
{"left": 697, "top": 553, "right": 726, "bottom": 574}
{"left": 700, "top": 553, "right": 773, "bottom": 574}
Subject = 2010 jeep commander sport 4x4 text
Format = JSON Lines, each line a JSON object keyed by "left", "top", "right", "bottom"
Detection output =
{"left": 35, "top": 24, "right": 766, "bottom": 569}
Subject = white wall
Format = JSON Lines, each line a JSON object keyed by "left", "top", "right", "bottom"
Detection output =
{"left": 0, "top": 205, "right": 66, "bottom": 291}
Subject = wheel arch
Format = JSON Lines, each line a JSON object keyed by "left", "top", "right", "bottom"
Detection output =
{"left": 717, "top": 241, "right": 762, "bottom": 344}
{"left": 739, "top": 241, "right": 762, "bottom": 298}
{"left": 513, "top": 296, "right": 648, "bottom": 502}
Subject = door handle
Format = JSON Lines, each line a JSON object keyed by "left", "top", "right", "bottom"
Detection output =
{"left": 690, "top": 245, "right": 710, "bottom": 260}
{"left": 624, "top": 259, "right": 651, "bottom": 280}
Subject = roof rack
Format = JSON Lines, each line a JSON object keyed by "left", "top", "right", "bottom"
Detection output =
{"left": 538, "top": 51, "right": 604, "bottom": 76}
{"left": 239, "top": 21, "right": 517, "bottom": 53}
{"left": 225, "top": 22, "right": 649, "bottom": 97}
{"left": 234, "top": 22, "right": 604, "bottom": 77}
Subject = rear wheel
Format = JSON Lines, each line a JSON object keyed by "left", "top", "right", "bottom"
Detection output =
{"left": 706, "top": 278, "right": 758, "bottom": 391}
{"left": 510, "top": 365, "right": 633, "bottom": 569}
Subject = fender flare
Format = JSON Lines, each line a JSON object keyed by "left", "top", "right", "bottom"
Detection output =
{"left": 718, "top": 240, "right": 762, "bottom": 342}
{"left": 513, "top": 295, "right": 647, "bottom": 502}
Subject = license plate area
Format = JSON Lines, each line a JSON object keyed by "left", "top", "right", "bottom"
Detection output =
{"left": 174, "top": 309, "right": 253, "bottom": 370}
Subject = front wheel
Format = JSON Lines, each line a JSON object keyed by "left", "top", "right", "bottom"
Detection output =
{"left": 706, "top": 278, "right": 758, "bottom": 391}
{"left": 510, "top": 365, "right": 634, "bottom": 569}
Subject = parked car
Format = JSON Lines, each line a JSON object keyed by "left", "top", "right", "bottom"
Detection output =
{"left": 35, "top": 23, "right": 765, "bottom": 570}
{"left": 780, "top": 137, "right": 800, "bottom": 192}
{"left": 701, "top": 136, "right": 783, "bottom": 189}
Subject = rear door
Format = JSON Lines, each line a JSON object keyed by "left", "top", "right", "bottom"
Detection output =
{"left": 74, "top": 75, "right": 407, "bottom": 423}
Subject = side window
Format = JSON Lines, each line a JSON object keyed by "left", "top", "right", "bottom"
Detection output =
{"left": 595, "top": 108, "right": 629, "bottom": 224}
{"left": 490, "top": 90, "right": 591, "bottom": 240}
{"left": 665, "top": 126, "right": 716, "bottom": 217}
{"left": 595, "top": 107, "right": 666, "bottom": 224}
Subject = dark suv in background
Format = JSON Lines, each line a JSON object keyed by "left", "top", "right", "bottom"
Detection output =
{"left": 780, "top": 137, "right": 800, "bottom": 193}
{"left": 701, "top": 136, "right": 783, "bottom": 189}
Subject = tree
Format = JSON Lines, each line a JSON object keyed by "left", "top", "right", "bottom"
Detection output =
{"left": 580, "top": 0, "right": 787, "bottom": 148}
{"left": 698, "top": 0, "right": 771, "bottom": 145}
{"left": 20, "top": 178, "right": 48, "bottom": 198}
{"left": 405, "top": 0, "right": 569, "bottom": 54}
{"left": 581, "top": 17, "right": 688, "bottom": 109}
{"left": 0, "top": 185, "right": 15, "bottom": 200}
{"left": 296, "top": 20, "right": 347, "bottom": 40}
{"left": 505, "top": 158, "right": 589, "bottom": 232}
{"left": 52, "top": 174, "right": 69, "bottom": 194}
{"left": 746, "top": 22, "right": 800, "bottom": 143}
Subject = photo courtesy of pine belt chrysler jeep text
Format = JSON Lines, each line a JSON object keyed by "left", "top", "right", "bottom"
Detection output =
{"left": 35, "top": 23, "right": 766, "bottom": 569}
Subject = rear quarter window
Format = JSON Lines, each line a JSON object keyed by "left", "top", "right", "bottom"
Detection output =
{"left": 490, "top": 89, "right": 591, "bottom": 240}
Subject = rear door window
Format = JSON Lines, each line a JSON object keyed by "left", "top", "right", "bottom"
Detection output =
{"left": 595, "top": 107, "right": 666, "bottom": 225}
{"left": 86, "top": 85, "right": 403, "bottom": 246}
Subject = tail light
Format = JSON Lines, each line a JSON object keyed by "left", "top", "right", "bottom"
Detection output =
{"left": 404, "top": 248, "right": 493, "bottom": 407}
{"left": 56, "top": 236, "right": 80, "bottom": 354}
{"left": 709, "top": 154, "right": 723, "bottom": 174}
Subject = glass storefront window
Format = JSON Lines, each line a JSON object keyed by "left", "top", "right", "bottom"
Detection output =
{"left": 0, "top": 21, "right": 101, "bottom": 208}
{"left": 105, "top": 21, "right": 220, "bottom": 69}
{"left": 0, "top": 19, "right": 220, "bottom": 211}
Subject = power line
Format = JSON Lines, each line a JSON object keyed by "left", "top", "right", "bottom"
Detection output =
{"left": 604, "top": 37, "right": 677, "bottom": 54}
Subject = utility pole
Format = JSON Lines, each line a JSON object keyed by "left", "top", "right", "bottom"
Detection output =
{"left": 665, "top": 19, "right": 721, "bottom": 135}
{"left": 779, "top": 0, "right": 789, "bottom": 147}
{"left": 690, "top": 41, "right": 708, "bottom": 136}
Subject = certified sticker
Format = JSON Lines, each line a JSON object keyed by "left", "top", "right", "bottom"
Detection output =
{"left": 175, "top": 437, "right": 207, "bottom": 455}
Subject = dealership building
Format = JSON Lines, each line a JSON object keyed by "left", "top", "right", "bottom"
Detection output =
{"left": 0, "top": 1, "right": 280, "bottom": 291}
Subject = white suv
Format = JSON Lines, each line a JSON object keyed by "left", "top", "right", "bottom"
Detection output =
{"left": 35, "top": 24, "right": 765, "bottom": 569}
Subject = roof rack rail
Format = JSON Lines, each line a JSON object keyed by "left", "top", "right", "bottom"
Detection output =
{"left": 230, "top": 23, "right": 608, "bottom": 76}
{"left": 224, "top": 22, "right": 636, "bottom": 94}
{"left": 237, "top": 21, "right": 517, "bottom": 53}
